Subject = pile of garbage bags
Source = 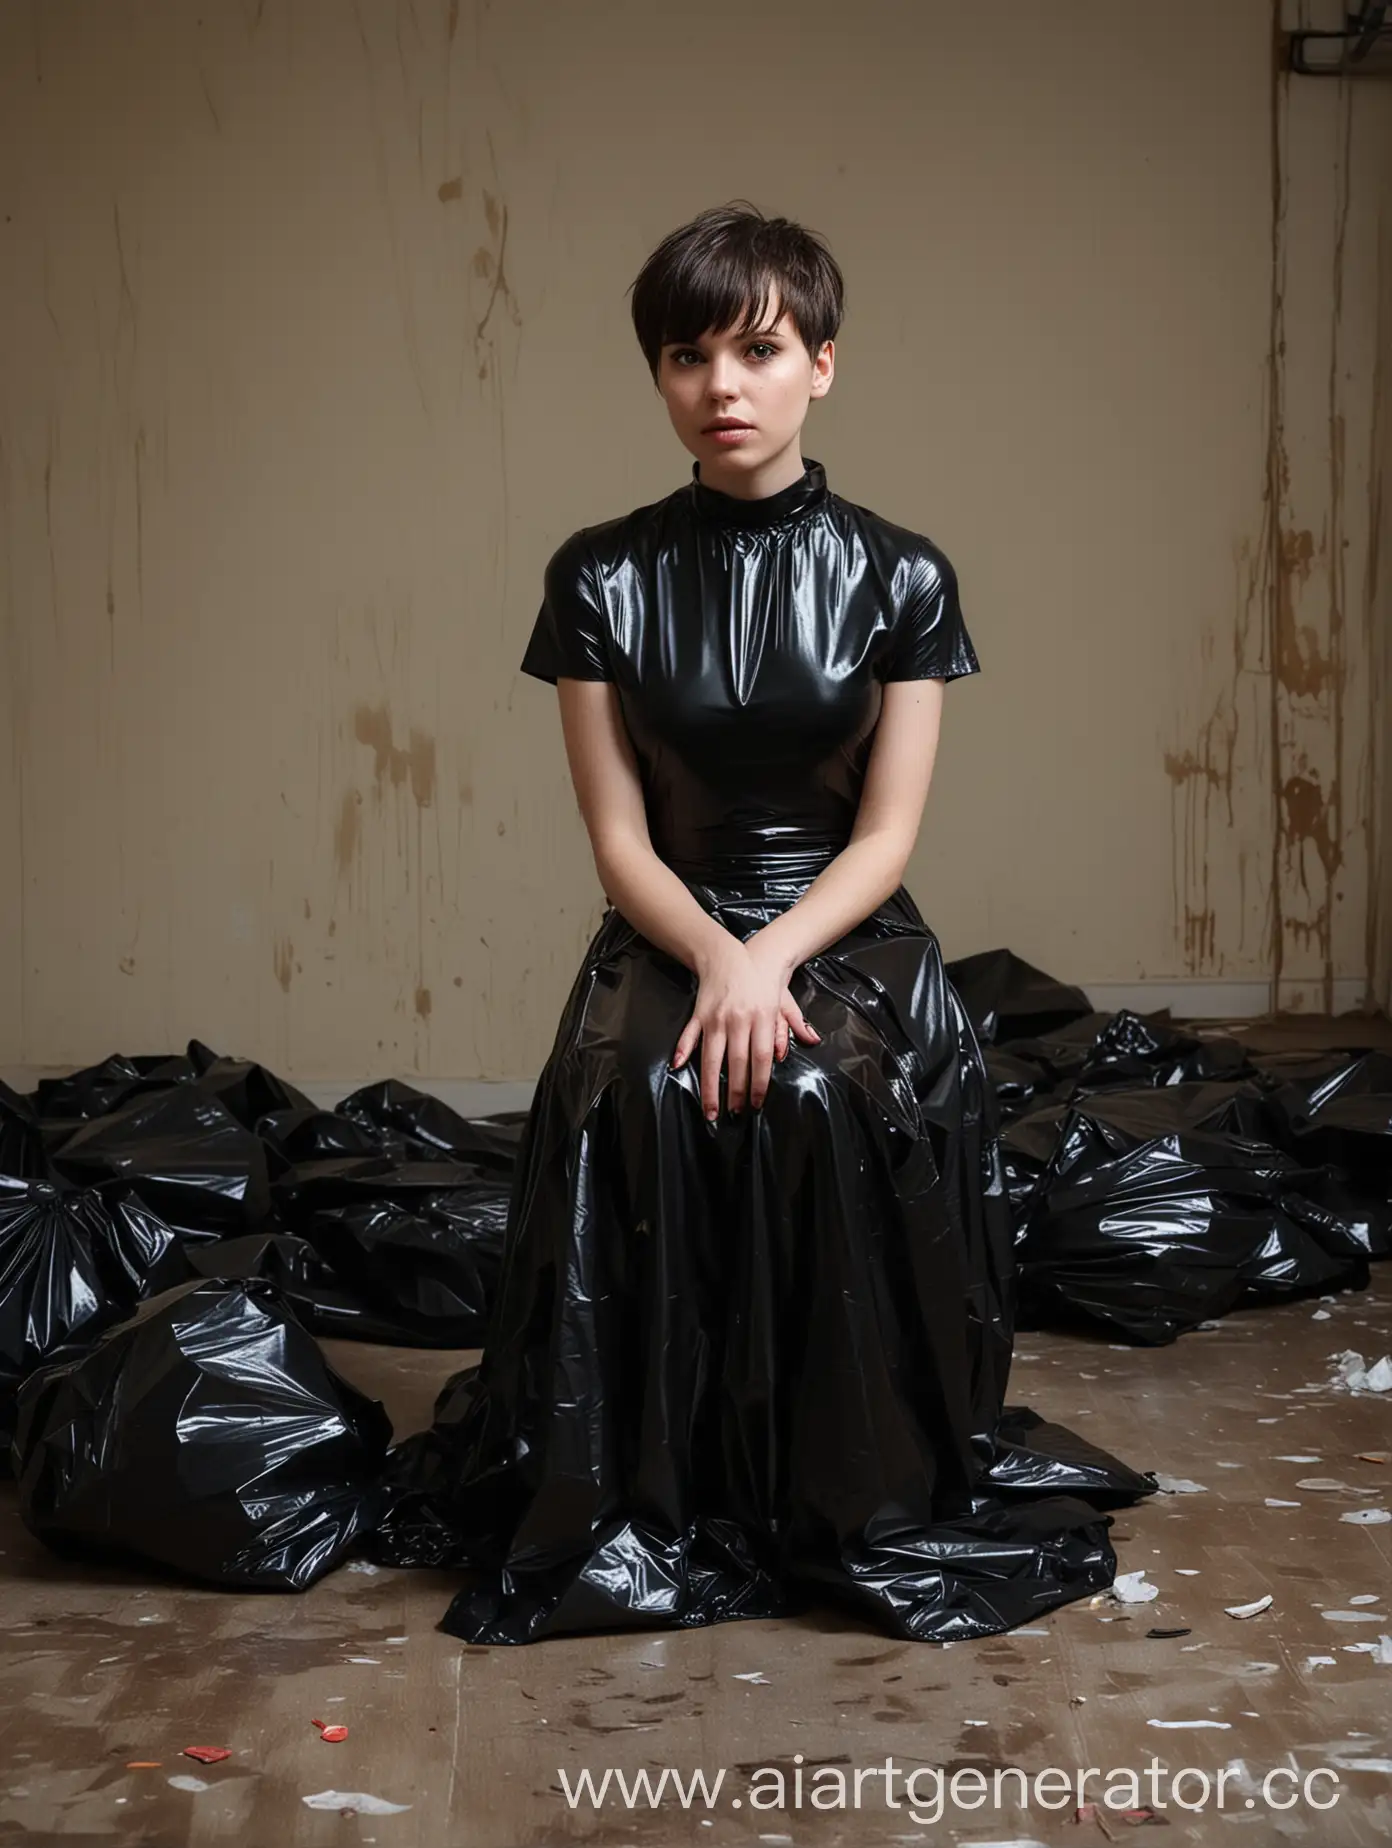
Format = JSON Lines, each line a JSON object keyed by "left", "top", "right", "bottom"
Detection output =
{"left": 951, "top": 950, "right": 1391, "bottom": 1344}
{"left": 2, "top": 959, "right": 1388, "bottom": 1587}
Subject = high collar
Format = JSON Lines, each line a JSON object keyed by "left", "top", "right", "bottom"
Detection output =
{"left": 689, "top": 456, "right": 828, "bottom": 530}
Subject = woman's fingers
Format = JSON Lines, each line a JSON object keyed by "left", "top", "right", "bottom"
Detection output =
{"left": 781, "top": 989, "right": 822, "bottom": 1045}
{"left": 674, "top": 990, "right": 819, "bottom": 1119}
{"left": 748, "top": 1017, "right": 777, "bottom": 1109}
{"left": 670, "top": 1016, "right": 701, "bottom": 1070}
{"left": 700, "top": 1025, "right": 726, "bottom": 1122}
{"left": 725, "top": 1020, "right": 750, "bottom": 1115}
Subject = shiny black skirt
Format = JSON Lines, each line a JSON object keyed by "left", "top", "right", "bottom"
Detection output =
{"left": 372, "top": 878, "right": 1155, "bottom": 1641}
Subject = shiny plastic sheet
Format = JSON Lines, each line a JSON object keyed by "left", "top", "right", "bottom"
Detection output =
{"left": 334, "top": 1080, "right": 527, "bottom": 1173}
{"left": 13, "top": 1277, "right": 391, "bottom": 1589}
{"left": 180, "top": 1231, "right": 435, "bottom": 1346}
{"left": 47, "top": 1084, "right": 274, "bottom": 1242}
{"left": 945, "top": 947, "right": 1094, "bottom": 1046}
{"left": 7, "top": 1047, "right": 515, "bottom": 1352}
{"left": 271, "top": 1158, "right": 507, "bottom": 1346}
{"left": 995, "top": 1009, "right": 1390, "bottom": 1344}
{"left": 0, "top": 1178, "right": 192, "bottom": 1456}
{"left": 1262, "top": 1051, "right": 1392, "bottom": 1200}
{"left": 0, "top": 1081, "right": 46, "bottom": 1180}
{"left": 1009, "top": 1089, "right": 1374, "bottom": 1343}
{"left": 31, "top": 1040, "right": 314, "bottom": 1137}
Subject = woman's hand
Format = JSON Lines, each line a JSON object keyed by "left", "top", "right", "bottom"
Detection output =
{"left": 670, "top": 935, "right": 821, "bottom": 1119}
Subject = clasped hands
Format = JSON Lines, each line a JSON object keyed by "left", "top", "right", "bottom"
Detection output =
{"left": 669, "top": 929, "right": 821, "bottom": 1121}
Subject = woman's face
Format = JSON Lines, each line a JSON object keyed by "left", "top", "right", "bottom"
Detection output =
{"left": 656, "top": 290, "right": 834, "bottom": 487}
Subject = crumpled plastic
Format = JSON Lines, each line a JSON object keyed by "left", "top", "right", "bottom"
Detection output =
{"left": 995, "top": 1007, "right": 1390, "bottom": 1344}
{"left": 31, "top": 1040, "right": 315, "bottom": 1139}
{"left": 13, "top": 1277, "right": 391, "bottom": 1589}
{"left": 47, "top": 1084, "right": 275, "bottom": 1242}
{"left": 0, "top": 1176, "right": 192, "bottom": 1457}
{"left": 180, "top": 1231, "right": 435, "bottom": 1347}
{"left": 0, "top": 1081, "right": 46, "bottom": 1181}
{"left": 5, "top": 1047, "right": 517, "bottom": 1354}
{"left": 1261, "top": 1051, "right": 1392, "bottom": 1200}
{"left": 334, "top": 1080, "right": 527, "bottom": 1173}
{"left": 945, "top": 947, "right": 1094, "bottom": 1046}
{"left": 263, "top": 1081, "right": 522, "bottom": 1348}
{"left": 1009, "top": 1088, "right": 1375, "bottom": 1343}
{"left": 270, "top": 1158, "right": 508, "bottom": 1347}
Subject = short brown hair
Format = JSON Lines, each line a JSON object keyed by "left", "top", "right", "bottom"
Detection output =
{"left": 628, "top": 202, "right": 844, "bottom": 381}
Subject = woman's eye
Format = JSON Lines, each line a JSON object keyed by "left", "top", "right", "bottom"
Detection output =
{"left": 749, "top": 343, "right": 776, "bottom": 360}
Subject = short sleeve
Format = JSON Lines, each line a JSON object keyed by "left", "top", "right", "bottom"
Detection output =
{"left": 880, "top": 542, "right": 980, "bottom": 683}
{"left": 519, "top": 530, "right": 613, "bottom": 684}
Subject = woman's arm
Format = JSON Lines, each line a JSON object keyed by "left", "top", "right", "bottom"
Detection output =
{"left": 556, "top": 680, "right": 820, "bottom": 1118}
{"left": 744, "top": 678, "right": 947, "bottom": 979}
{"left": 555, "top": 679, "right": 731, "bottom": 972}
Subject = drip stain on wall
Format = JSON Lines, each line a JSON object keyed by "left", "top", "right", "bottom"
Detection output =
{"left": 353, "top": 703, "right": 437, "bottom": 807}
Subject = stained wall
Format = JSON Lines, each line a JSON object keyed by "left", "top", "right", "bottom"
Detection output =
{"left": 0, "top": 0, "right": 1387, "bottom": 1085}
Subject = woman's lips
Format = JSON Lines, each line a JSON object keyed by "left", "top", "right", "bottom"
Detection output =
{"left": 706, "top": 426, "right": 755, "bottom": 445}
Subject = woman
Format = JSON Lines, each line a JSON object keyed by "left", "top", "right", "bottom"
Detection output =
{"left": 377, "top": 203, "right": 1153, "bottom": 1642}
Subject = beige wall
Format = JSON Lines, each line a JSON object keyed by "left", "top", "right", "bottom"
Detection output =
{"left": 1, "top": 0, "right": 1388, "bottom": 1085}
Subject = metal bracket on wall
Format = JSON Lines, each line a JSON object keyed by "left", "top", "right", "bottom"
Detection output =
{"left": 1287, "top": 2, "right": 1392, "bottom": 75}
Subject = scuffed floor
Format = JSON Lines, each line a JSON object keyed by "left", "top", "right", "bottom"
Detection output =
{"left": 2, "top": 1011, "right": 1390, "bottom": 1846}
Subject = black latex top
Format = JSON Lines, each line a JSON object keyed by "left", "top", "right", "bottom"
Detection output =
{"left": 520, "top": 457, "right": 980, "bottom": 887}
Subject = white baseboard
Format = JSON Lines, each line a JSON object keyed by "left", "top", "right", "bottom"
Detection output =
{"left": 1079, "top": 975, "right": 1360, "bottom": 1020}
{"left": 1085, "top": 977, "right": 1370, "bottom": 1018}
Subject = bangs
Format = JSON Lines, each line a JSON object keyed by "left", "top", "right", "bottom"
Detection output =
{"left": 652, "top": 252, "right": 782, "bottom": 352}
{"left": 629, "top": 203, "right": 844, "bottom": 379}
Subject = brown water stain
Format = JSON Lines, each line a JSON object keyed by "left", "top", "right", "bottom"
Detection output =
{"left": 475, "top": 187, "right": 521, "bottom": 365}
{"left": 352, "top": 703, "right": 437, "bottom": 807}
{"left": 272, "top": 935, "right": 294, "bottom": 993}
{"left": 333, "top": 787, "right": 363, "bottom": 876}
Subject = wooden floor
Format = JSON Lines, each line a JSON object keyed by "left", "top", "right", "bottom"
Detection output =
{"left": 3, "top": 1015, "right": 1390, "bottom": 1846}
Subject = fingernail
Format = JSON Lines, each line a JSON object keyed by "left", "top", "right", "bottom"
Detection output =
{"left": 706, "top": 1109, "right": 717, "bottom": 1121}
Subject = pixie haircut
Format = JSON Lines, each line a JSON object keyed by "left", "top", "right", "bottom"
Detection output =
{"left": 629, "top": 202, "right": 844, "bottom": 382}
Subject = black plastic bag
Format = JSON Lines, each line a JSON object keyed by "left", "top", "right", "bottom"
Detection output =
{"left": 31, "top": 1039, "right": 313, "bottom": 1139}
{"left": 48, "top": 1085, "right": 273, "bottom": 1241}
{"left": 1261, "top": 1051, "right": 1392, "bottom": 1202}
{"left": 0, "top": 1080, "right": 46, "bottom": 1180}
{"left": 13, "top": 1277, "right": 391, "bottom": 1589}
{"left": 184, "top": 1230, "right": 474, "bottom": 1347}
{"left": 335, "top": 1079, "right": 527, "bottom": 1173}
{"left": 0, "top": 1176, "right": 192, "bottom": 1455}
{"left": 1012, "top": 1086, "right": 1373, "bottom": 1343}
{"left": 945, "top": 947, "right": 1094, "bottom": 1045}
{"left": 272, "top": 1157, "right": 508, "bottom": 1345}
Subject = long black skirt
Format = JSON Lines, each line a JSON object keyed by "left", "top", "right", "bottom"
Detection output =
{"left": 372, "top": 878, "right": 1156, "bottom": 1641}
